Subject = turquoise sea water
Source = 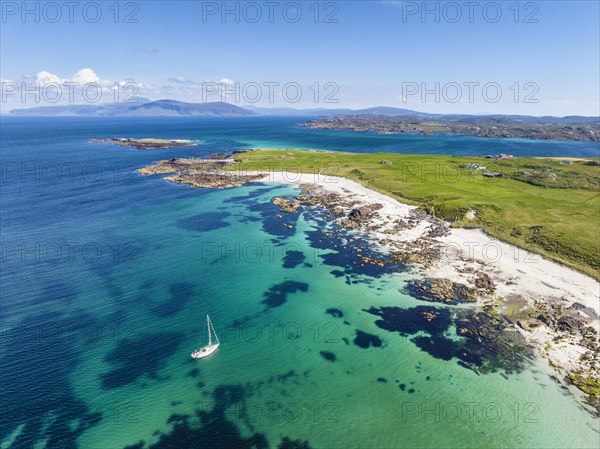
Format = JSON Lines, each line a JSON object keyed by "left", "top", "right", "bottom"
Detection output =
{"left": 1, "top": 117, "right": 599, "bottom": 449}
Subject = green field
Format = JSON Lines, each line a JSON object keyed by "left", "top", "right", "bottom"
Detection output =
{"left": 229, "top": 150, "right": 600, "bottom": 280}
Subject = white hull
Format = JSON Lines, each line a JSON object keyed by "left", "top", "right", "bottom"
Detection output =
{"left": 191, "top": 343, "right": 219, "bottom": 359}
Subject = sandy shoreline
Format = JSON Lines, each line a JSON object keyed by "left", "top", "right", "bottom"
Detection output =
{"left": 259, "top": 171, "right": 600, "bottom": 408}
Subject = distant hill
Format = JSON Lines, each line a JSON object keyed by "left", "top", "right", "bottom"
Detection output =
{"left": 9, "top": 100, "right": 254, "bottom": 117}
{"left": 352, "top": 106, "right": 425, "bottom": 116}
{"left": 248, "top": 105, "right": 430, "bottom": 117}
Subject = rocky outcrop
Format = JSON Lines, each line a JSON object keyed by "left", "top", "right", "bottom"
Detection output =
{"left": 138, "top": 158, "right": 263, "bottom": 189}
{"left": 473, "top": 271, "right": 496, "bottom": 291}
{"left": 405, "top": 277, "right": 479, "bottom": 304}
{"left": 272, "top": 197, "right": 301, "bottom": 214}
{"left": 340, "top": 204, "right": 384, "bottom": 229}
{"left": 556, "top": 315, "right": 585, "bottom": 334}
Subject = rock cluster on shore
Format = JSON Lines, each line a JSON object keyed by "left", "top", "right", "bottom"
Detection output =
{"left": 271, "top": 197, "right": 301, "bottom": 214}
{"left": 405, "top": 277, "right": 479, "bottom": 304}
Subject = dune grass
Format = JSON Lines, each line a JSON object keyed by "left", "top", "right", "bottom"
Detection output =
{"left": 229, "top": 150, "right": 600, "bottom": 280}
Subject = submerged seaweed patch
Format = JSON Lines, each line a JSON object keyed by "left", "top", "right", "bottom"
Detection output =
{"left": 320, "top": 351, "right": 337, "bottom": 362}
{"left": 365, "top": 305, "right": 452, "bottom": 336}
{"left": 412, "top": 335, "right": 455, "bottom": 361}
{"left": 278, "top": 437, "right": 314, "bottom": 449}
{"left": 130, "top": 382, "right": 315, "bottom": 449}
{"left": 151, "top": 282, "right": 195, "bottom": 318}
{"left": 282, "top": 250, "right": 306, "bottom": 269}
{"left": 246, "top": 193, "right": 300, "bottom": 241}
{"left": 353, "top": 330, "right": 383, "bottom": 349}
{"left": 365, "top": 305, "right": 534, "bottom": 374}
{"left": 177, "top": 211, "right": 231, "bottom": 232}
{"left": 101, "top": 332, "right": 184, "bottom": 389}
{"left": 304, "top": 210, "right": 406, "bottom": 279}
{"left": 325, "top": 308, "right": 344, "bottom": 318}
{"left": 0, "top": 311, "right": 101, "bottom": 448}
{"left": 262, "top": 280, "right": 309, "bottom": 309}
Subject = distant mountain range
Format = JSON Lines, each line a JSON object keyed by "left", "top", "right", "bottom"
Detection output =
{"left": 8, "top": 99, "right": 600, "bottom": 123}
{"left": 9, "top": 99, "right": 253, "bottom": 117}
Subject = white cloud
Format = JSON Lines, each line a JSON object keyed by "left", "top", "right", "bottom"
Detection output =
{"left": 219, "top": 78, "right": 235, "bottom": 85}
{"left": 35, "top": 70, "right": 61, "bottom": 85}
{"left": 71, "top": 68, "right": 101, "bottom": 85}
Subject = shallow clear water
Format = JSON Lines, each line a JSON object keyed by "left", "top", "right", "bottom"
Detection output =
{"left": 1, "top": 117, "right": 599, "bottom": 449}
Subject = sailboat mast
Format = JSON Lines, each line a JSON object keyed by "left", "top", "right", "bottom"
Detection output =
{"left": 207, "top": 315, "right": 212, "bottom": 345}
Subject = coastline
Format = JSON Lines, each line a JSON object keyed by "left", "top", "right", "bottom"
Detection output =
{"left": 257, "top": 170, "right": 600, "bottom": 412}
{"left": 137, "top": 151, "right": 599, "bottom": 413}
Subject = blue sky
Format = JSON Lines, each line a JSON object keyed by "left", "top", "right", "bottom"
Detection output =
{"left": 1, "top": 0, "right": 599, "bottom": 115}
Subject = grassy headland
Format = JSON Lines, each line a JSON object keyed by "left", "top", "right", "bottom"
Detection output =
{"left": 229, "top": 150, "right": 600, "bottom": 279}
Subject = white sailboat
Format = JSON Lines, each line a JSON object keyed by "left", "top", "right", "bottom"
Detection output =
{"left": 191, "top": 315, "right": 220, "bottom": 359}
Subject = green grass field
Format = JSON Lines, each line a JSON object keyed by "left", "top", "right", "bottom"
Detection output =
{"left": 229, "top": 150, "right": 600, "bottom": 280}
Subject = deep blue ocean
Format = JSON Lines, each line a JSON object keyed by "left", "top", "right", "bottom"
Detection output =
{"left": 1, "top": 116, "right": 599, "bottom": 449}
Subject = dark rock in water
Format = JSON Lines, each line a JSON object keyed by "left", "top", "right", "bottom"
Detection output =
{"left": 353, "top": 330, "right": 383, "bottom": 349}
{"left": 196, "top": 381, "right": 206, "bottom": 389}
{"left": 326, "top": 308, "right": 344, "bottom": 318}
{"left": 262, "top": 281, "right": 309, "bottom": 309}
{"left": 319, "top": 351, "right": 336, "bottom": 362}
{"left": 366, "top": 305, "right": 534, "bottom": 375}
{"left": 377, "top": 377, "right": 388, "bottom": 383}
{"left": 124, "top": 441, "right": 145, "bottom": 449}
{"left": 399, "top": 383, "right": 406, "bottom": 391}
{"left": 455, "top": 309, "right": 534, "bottom": 374}
{"left": 364, "top": 305, "right": 452, "bottom": 336}
{"left": 408, "top": 388, "right": 415, "bottom": 393}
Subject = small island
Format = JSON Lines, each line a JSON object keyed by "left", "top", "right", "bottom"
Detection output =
{"left": 89, "top": 137, "right": 197, "bottom": 149}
